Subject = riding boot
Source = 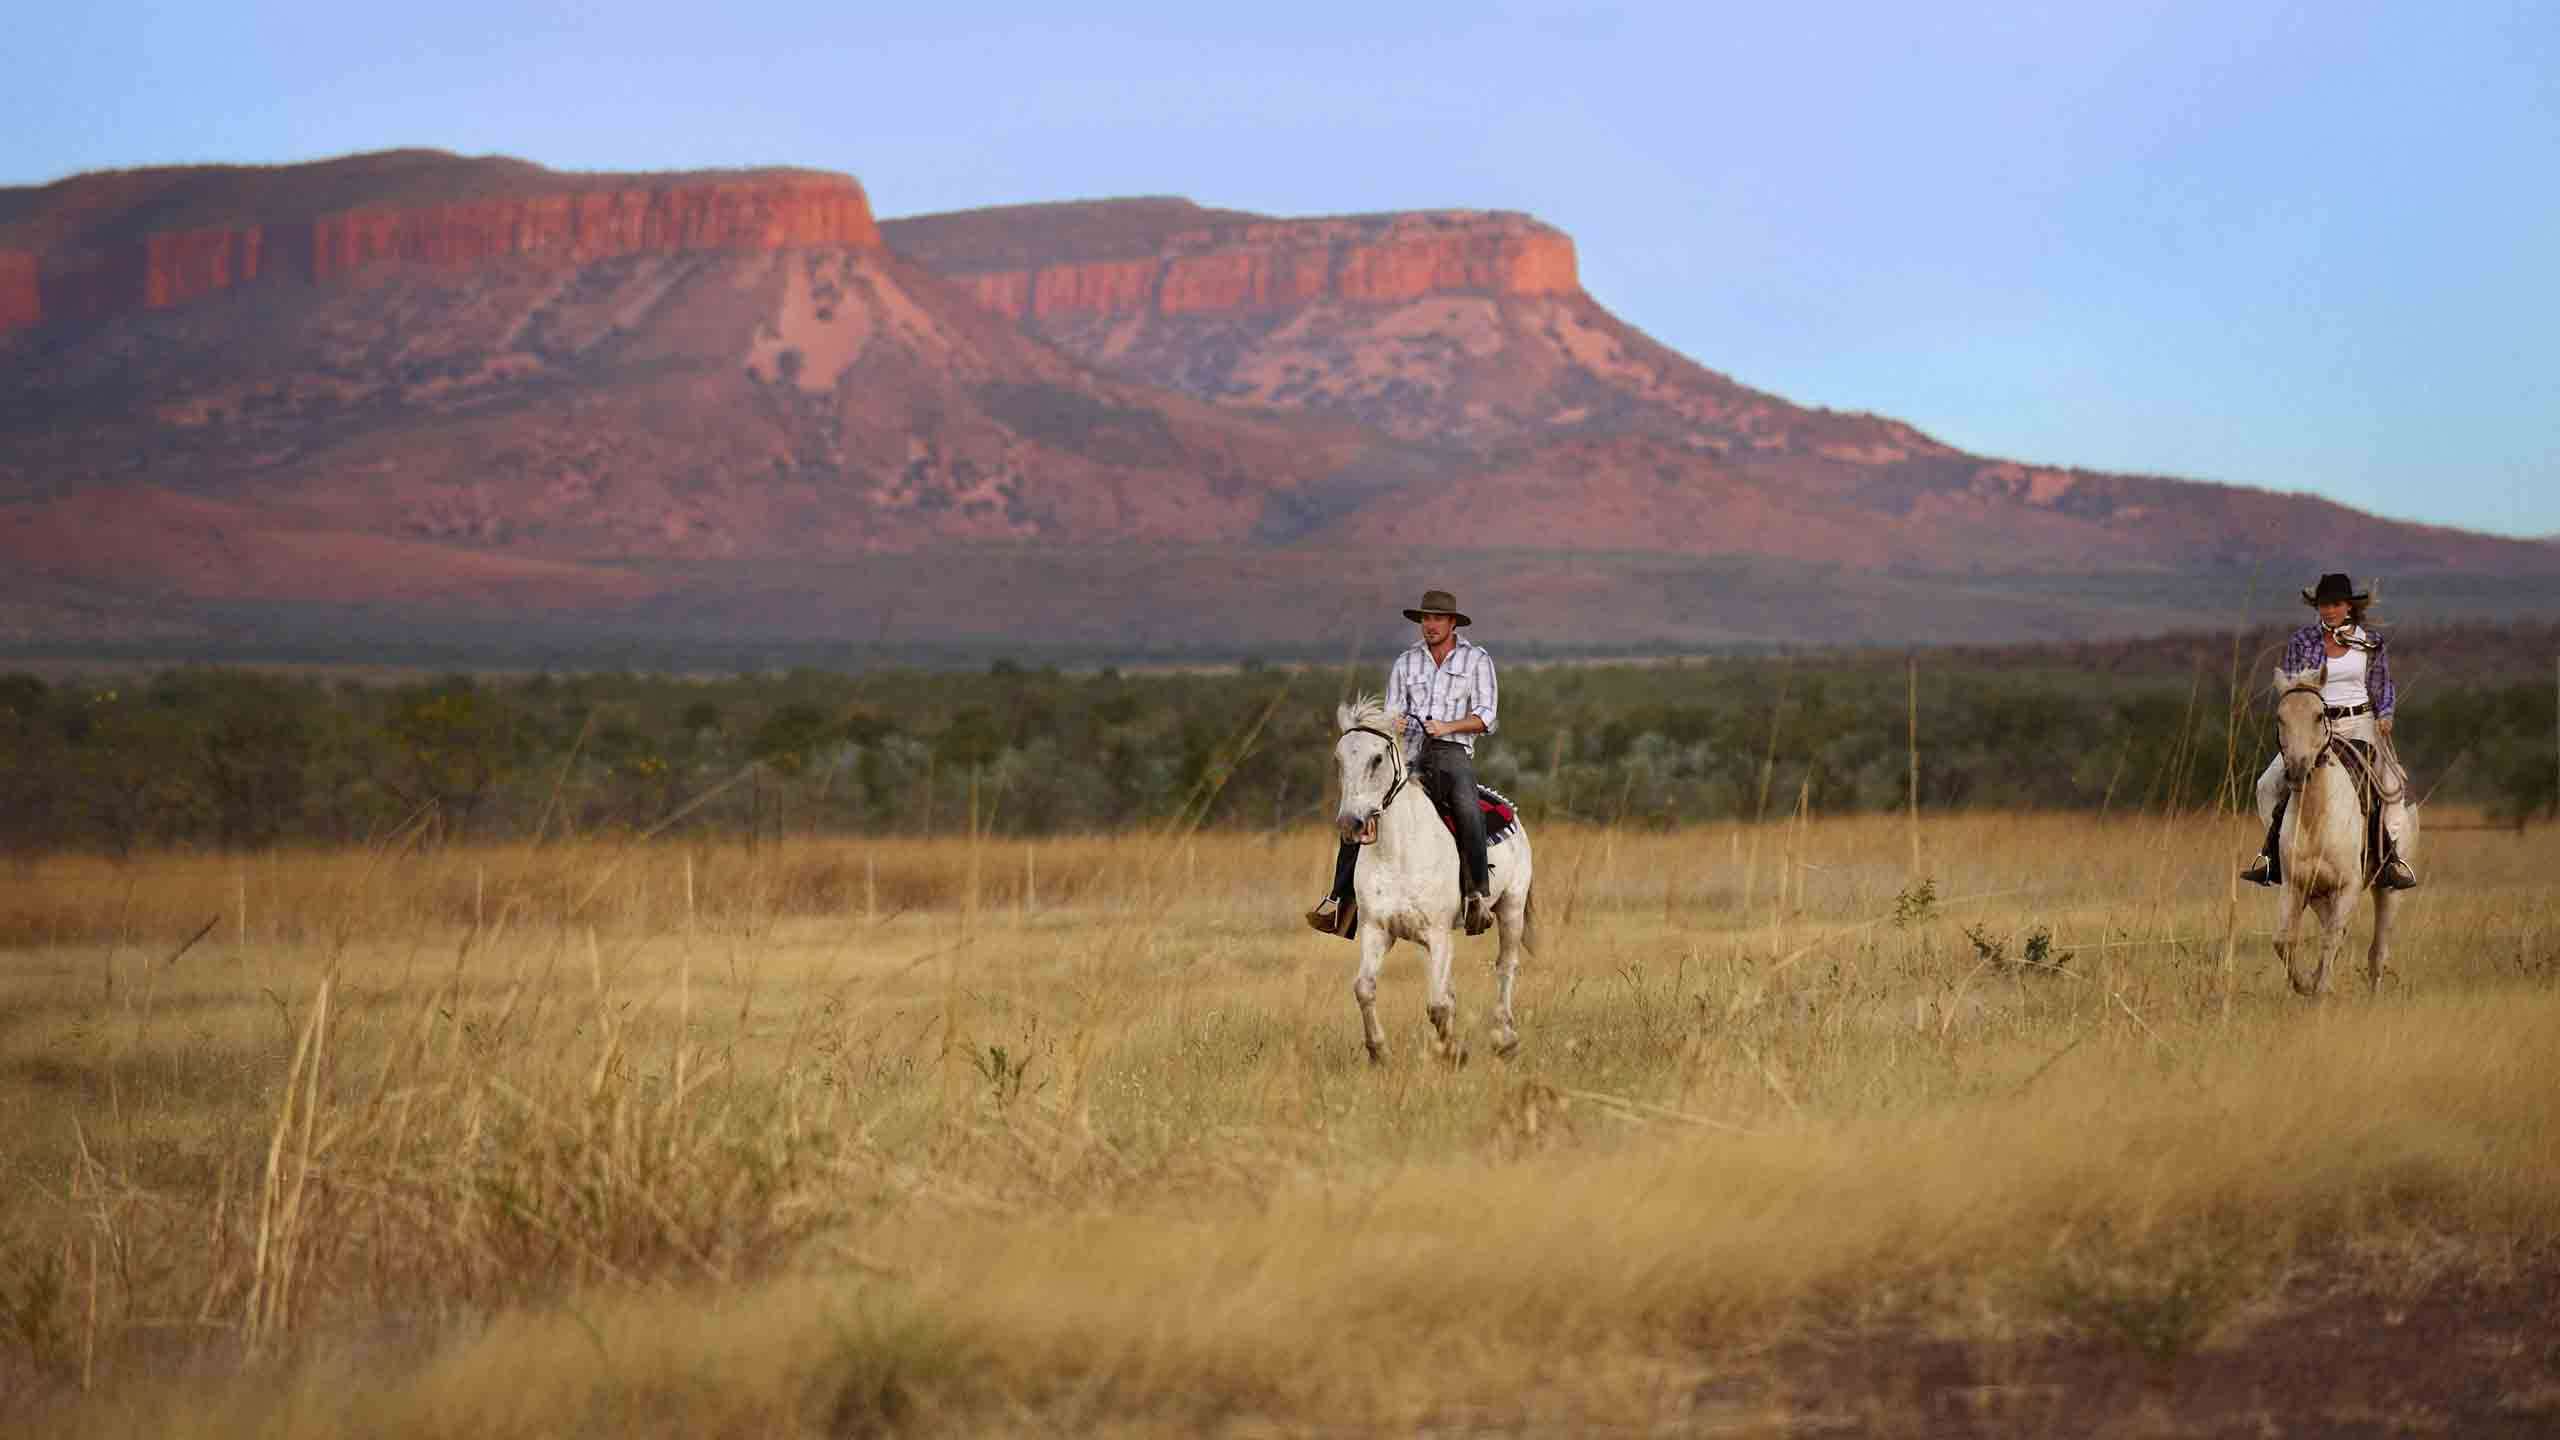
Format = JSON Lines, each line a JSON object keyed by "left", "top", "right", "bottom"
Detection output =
{"left": 1305, "top": 838, "right": 1360, "bottom": 937}
{"left": 2376, "top": 828, "right": 2419, "bottom": 891}
{"left": 2240, "top": 797, "right": 2285, "bottom": 887}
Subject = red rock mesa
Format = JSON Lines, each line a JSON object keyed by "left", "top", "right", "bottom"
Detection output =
{"left": 0, "top": 157, "right": 878, "bottom": 333}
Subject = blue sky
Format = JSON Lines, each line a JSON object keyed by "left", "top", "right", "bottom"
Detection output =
{"left": 8, "top": 1, "right": 2555, "bottom": 536}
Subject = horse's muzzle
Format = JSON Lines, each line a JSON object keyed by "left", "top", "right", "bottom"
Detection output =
{"left": 1337, "top": 810, "right": 1380, "bottom": 846}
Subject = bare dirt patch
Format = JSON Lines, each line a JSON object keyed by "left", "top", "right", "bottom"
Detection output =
{"left": 1725, "top": 1257, "right": 2560, "bottom": 1436}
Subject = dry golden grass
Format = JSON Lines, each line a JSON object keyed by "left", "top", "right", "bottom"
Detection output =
{"left": 3, "top": 812, "right": 2556, "bottom": 1434}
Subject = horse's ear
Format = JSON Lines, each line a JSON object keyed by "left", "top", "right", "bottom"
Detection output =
{"left": 2275, "top": 666, "right": 2321, "bottom": 694}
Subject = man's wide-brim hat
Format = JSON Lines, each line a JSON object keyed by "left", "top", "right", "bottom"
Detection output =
{"left": 1402, "top": 589, "right": 1472, "bottom": 627}
{"left": 2301, "top": 572, "right": 2374, "bottom": 606}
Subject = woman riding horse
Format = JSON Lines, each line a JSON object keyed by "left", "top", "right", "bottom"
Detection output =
{"left": 2241, "top": 572, "right": 2417, "bottom": 890}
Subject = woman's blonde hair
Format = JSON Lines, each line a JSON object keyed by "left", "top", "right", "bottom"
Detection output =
{"left": 2304, "top": 583, "right": 2380, "bottom": 627}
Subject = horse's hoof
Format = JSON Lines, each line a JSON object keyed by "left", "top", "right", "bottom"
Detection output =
{"left": 1492, "top": 1033, "right": 1520, "bottom": 1061}
{"left": 1365, "top": 1041, "right": 1387, "bottom": 1067}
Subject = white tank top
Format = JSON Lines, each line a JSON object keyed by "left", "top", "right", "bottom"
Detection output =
{"left": 2320, "top": 635, "right": 2370, "bottom": 711}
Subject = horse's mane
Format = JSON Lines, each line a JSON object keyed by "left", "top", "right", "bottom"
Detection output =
{"left": 1337, "top": 692, "right": 1391, "bottom": 733}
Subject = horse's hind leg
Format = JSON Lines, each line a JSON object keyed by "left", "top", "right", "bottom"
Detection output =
{"left": 1488, "top": 889, "right": 1525, "bottom": 1059}
{"left": 1353, "top": 929, "right": 1391, "bottom": 1064}
{"left": 1422, "top": 929, "right": 1464, "bottom": 1064}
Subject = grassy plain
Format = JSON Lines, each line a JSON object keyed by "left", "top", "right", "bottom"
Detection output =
{"left": 3, "top": 811, "right": 2557, "bottom": 1435}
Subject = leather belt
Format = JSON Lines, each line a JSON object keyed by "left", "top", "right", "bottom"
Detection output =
{"left": 2325, "top": 702, "right": 2372, "bottom": 719}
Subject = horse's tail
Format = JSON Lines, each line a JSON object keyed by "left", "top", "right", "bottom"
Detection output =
{"left": 1519, "top": 883, "right": 1540, "bottom": 957}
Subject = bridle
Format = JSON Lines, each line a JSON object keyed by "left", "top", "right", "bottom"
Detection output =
{"left": 2274, "top": 683, "right": 2336, "bottom": 790}
{"left": 1339, "top": 723, "right": 1409, "bottom": 842}
{"left": 2275, "top": 683, "right": 2383, "bottom": 795}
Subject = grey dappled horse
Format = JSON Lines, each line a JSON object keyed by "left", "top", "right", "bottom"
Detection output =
{"left": 1329, "top": 695, "right": 1537, "bottom": 1062}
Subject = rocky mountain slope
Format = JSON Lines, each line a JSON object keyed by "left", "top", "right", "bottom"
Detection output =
{"left": 882, "top": 200, "right": 2547, "bottom": 579}
{"left": 2, "top": 151, "right": 2550, "bottom": 659}
{"left": 0, "top": 154, "right": 1406, "bottom": 645}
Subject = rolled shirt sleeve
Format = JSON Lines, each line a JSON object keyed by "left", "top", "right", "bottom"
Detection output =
{"left": 1469, "top": 649, "right": 1499, "bottom": 734}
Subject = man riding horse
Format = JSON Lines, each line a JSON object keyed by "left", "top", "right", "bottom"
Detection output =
{"left": 1308, "top": 588, "right": 1500, "bottom": 938}
{"left": 2242, "top": 571, "right": 2418, "bottom": 891}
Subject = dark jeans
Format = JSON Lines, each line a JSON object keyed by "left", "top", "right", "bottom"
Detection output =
{"left": 1421, "top": 739, "right": 1491, "bottom": 897}
{"left": 1330, "top": 739, "right": 1489, "bottom": 902}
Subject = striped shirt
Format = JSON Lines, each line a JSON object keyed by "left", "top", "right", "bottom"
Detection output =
{"left": 1386, "top": 636, "right": 1499, "bottom": 757}
{"left": 2277, "top": 623, "right": 2395, "bottom": 717}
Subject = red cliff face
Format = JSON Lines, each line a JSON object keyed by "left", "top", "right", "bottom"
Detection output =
{"left": 2, "top": 172, "right": 879, "bottom": 334}
{"left": 928, "top": 212, "right": 1580, "bottom": 322}
{"left": 143, "top": 226, "right": 276, "bottom": 307}
{"left": 305, "top": 178, "right": 880, "bottom": 279}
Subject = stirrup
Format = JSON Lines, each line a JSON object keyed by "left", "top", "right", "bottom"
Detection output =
{"left": 2238, "top": 855, "right": 2278, "bottom": 888}
{"left": 1305, "top": 896, "right": 1358, "bottom": 938}
{"left": 1463, "top": 892, "right": 1494, "bottom": 936}
{"left": 2377, "top": 858, "right": 2418, "bottom": 891}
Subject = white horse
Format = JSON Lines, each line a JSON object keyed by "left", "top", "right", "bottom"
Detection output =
{"left": 2270, "top": 668, "right": 2415, "bottom": 995}
{"left": 1329, "top": 695, "right": 1537, "bottom": 1063}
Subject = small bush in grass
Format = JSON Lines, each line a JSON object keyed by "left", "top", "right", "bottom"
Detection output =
{"left": 1, "top": 1241, "right": 73, "bottom": 1377}
{"left": 2038, "top": 1228, "right": 2259, "bottom": 1366}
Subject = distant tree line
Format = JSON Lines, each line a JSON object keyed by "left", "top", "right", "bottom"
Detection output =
{"left": 1, "top": 638, "right": 2554, "bottom": 856}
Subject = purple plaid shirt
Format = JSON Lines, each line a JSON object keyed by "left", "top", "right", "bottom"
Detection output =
{"left": 2278, "top": 624, "right": 2394, "bottom": 717}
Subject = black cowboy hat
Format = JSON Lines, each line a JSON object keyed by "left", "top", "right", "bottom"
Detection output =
{"left": 1401, "top": 588, "right": 1472, "bottom": 626}
{"left": 2300, "top": 573, "right": 2374, "bottom": 606}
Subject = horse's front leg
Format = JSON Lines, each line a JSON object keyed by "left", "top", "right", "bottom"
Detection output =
{"left": 1422, "top": 927, "right": 1463, "bottom": 1065}
{"left": 2306, "top": 890, "right": 2356, "bottom": 998}
{"left": 2275, "top": 883, "right": 2314, "bottom": 996}
{"left": 1353, "top": 924, "right": 1391, "bottom": 1065}
{"left": 2365, "top": 886, "right": 2399, "bottom": 992}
